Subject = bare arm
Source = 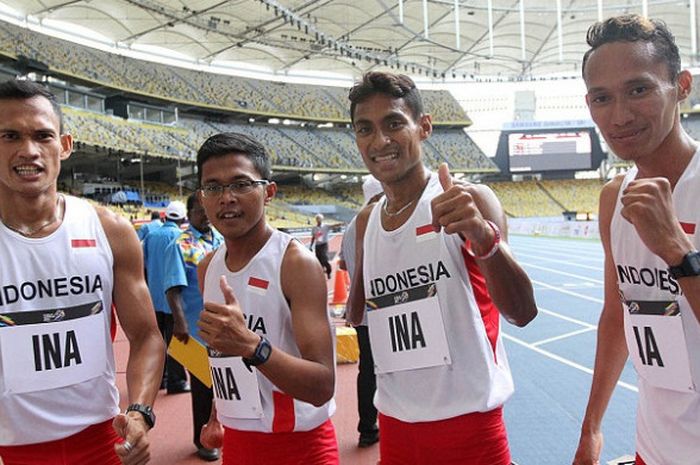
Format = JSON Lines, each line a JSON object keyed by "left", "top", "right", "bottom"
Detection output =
{"left": 98, "top": 207, "right": 165, "bottom": 462}
{"left": 573, "top": 177, "right": 629, "bottom": 465}
{"left": 197, "top": 241, "right": 335, "bottom": 406}
{"left": 346, "top": 205, "right": 373, "bottom": 326}
{"left": 431, "top": 164, "right": 536, "bottom": 327}
{"left": 166, "top": 287, "right": 189, "bottom": 343}
{"left": 99, "top": 207, "right": 164, "bottom": 407}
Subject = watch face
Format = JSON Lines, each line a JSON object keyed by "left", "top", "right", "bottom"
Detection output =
{"left": 689, "top": 253, "right": 700, "bottom": 271}
{"left": 258, "top": 339, "right": 272, "bottom": 361}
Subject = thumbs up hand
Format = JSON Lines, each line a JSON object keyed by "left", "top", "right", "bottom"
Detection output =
{"left": 431, "top": 163, "right": 494, "bottom": 247}
{"left": 198, "top": 275, "right": 259, "bottom": 357}
{"left": 438, "top": 162, "right": 454, "bottom": 191}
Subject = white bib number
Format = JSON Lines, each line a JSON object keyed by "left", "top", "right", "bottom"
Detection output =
{"left": 368, "top": 295, "right": 451, "bottom": 374}
{"left": 624, "top": 307, "right": 695, "bottom": 392}
{"left": 209, "top": 355, "right": 263, "bottom": 419}
{"left": 0, "top": 313, "right": 107, "bottom": 394}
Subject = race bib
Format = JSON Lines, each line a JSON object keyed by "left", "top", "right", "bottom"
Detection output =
{"left": 208, "top": 351, "right": 263, "bottom": 419}
{"left": 0, "top": 302, "right": 108, "bottom": 394}
{"left": 623, "top": 299, "right": 696, "bottom": 392}
{"left": 367, "top": 284, "right": 451, "bottom": 374}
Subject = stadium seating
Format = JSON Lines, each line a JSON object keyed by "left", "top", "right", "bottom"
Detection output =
{"left": 0, "top": 21, "right": 469, "bottom": 124}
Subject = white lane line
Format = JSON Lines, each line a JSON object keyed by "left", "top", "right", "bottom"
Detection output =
{"left": 502, "top": 332, "right": 638, "bottom": 393}
{"left": 537, "top": 307, "right": 597, "bottom": 329}
{"left": 520, "top": 261, "right": 603, "bottom": 284}
{"left": 516, "top": 252, "right": 604, "bottom": 271}
{"left": 532, "top": 327, "right": 597, "bottom": 347}
{"left": 531, "top": 279, "right": 604, "bottom": 304}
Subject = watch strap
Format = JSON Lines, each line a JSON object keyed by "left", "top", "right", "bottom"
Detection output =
{"left": 242, "top": 336, "right": 272, "bottom": 368}
{"left": 125, "top": 403, "right": 156, "bottom": 429}
{"left": 669, "top": 251, "right": 700, "bottom": 279}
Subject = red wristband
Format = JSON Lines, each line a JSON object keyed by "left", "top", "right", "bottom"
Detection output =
{"left": 467, "top": 220, "right": 501, "bottom": 260}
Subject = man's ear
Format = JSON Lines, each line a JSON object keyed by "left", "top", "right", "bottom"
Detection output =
{"left": 419, "top": 113, "right": 433, "bottom": 141}
{"left": 59, "top": 133, "right": 73, "bottom": 161}
{"left": 677, "top": 70, "right": 692, "bottom": 102}
{"left": 264, "top": 181, "right": 277, "bottom": 205}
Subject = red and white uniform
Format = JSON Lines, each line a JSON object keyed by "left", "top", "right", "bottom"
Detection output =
{"left": 362, "top": 172, "right": 514, "bottom": 421}
{"left": 203, "top": 229, "right": 336, "bottom": 433}
{"left": 611, "top": 151, "right": 700, "bottom": 465}
{"left": 0, "top": 195, "right": 118, "bottom": 446}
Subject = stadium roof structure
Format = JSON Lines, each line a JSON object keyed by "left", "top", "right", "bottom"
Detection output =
{"left": 3, "top": 1, "right": 699, "bottom": 81}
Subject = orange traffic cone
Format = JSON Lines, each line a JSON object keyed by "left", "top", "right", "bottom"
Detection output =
{"left": 331, "top": 269, "right": 350, "bottom": 306}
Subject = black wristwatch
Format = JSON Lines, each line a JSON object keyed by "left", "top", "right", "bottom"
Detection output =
{"left": 126, "top": 403, "right": 156, "bottom": 429}
{"left": 669, "top": 251, "right": 700, "bottom": 279}
{"left": 242, "top": 336, "right": 272, "bottom": 369}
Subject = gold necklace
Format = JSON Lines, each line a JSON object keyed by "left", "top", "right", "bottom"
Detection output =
{"left": 1, "top": 195, "right": 64, "bottom": 237}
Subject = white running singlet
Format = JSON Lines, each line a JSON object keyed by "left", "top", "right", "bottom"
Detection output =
{"left": 363, "top": 172, "right": 513, "bottom": 423}
{"left": 611, "top": 149, "right": 700, "bottom": 465}
{"left": 0, "top": 195, "right": 118, "bottom": 446}
{"left": 203, "top": 229, "right": 335, "bottom": 433}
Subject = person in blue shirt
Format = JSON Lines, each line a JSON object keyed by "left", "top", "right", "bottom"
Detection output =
{"left": 143, "top": 200, "right": 190, "bottom": 394}
{"left": 137, "top": 210, "right": 163, "bottom": 241}
{"left": 164, "top": 193, "right": 223, "bottom": 462}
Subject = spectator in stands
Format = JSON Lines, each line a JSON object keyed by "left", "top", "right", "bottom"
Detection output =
{"left": 573, "top": 15, "right": 700, "bottom": 465}
{"left": 0, "top": 79, "right": 164, "bottom": 464}
{"left": 346, "top": 71, "right": 537, "bottom": 465}
{"left": 164, "top": 193, "right": 223, "bottom": 462}
{"left": 309, "top": 213, "right": 333, "bottom": 279}
{"left": 143, "top": 200, "right": 190, "bottom": 395}
{"left": 193, "top": 132, "right": 338, "bottom": 464}
{"left": 339, "top": 175, "right": 383, "bottom": 449}
{"left": 138, "top": 210, "right": 163, "bottom": 241}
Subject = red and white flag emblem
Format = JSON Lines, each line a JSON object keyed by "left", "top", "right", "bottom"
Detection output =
{"left": 248, "top": 277, "right": 269, "bottom": 295}
{"left": 416, "top": 224, "right": 437, "bottom": 242}
{"left": 680, "top": 222, "right": 696, "bottom": 235}
{"left": 71, "top": 239, "right": 96, "bottom": 248}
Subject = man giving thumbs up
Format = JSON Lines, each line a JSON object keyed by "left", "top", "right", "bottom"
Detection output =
{"left": 194, "top": 132, "right": 338, "bottom": 465}
{"left": 347, "top": 71, "right": 537, "bottom": 465}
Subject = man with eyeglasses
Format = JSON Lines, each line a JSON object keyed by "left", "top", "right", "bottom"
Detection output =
{"left": 193, "top": 132, "right": 338, "bottom": 465}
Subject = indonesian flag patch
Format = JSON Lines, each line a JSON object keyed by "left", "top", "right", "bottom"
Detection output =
{"left": 248, "top": 277, "right": 269, "bottom": 295}
{"left": 416, "top": 224, "right": 438, "bottom": 242}
{"left": 680, "top": 222, "right": 696, "bottom": 235}
{"left": 71, "top": 239, "right": 97, "bottom": 248}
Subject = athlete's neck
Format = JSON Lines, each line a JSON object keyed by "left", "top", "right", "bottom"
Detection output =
{"left": 0, "top": 190, "right": 64, "bottom": 238}
{"left": 223, "top": 222, "right": 274, "bottom": 272}
{"left": 636, "top": 129, "right": 698, "bottom": 189}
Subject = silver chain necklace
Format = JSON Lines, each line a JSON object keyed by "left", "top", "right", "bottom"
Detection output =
{"left": 382, "top": 197, "right": 417, "bottom": 217}
{"left": 1, "top": 195, "right": 64, "bottom": 237}
{"left": 382, "top": 175, "right": 430, "bottom": 218}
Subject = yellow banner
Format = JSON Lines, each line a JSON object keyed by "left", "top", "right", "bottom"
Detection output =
{"left": 168, "top": 337, "right": 211, "bottom": 388}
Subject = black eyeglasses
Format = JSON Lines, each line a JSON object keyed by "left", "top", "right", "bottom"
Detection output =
{"left": 200, "top": 179, "right": 269, "bottom": 198}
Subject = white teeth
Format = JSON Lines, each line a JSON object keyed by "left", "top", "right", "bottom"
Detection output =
{"left": 14, "top": 166, "right": 41, "bottom": 176}
{"left": 374, "top": 152, "right": 398, "bottom": 162}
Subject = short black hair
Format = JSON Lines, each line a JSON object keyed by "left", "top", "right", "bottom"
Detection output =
{"left": 196, "top": 132, "right": 271, "bottom": 184}
{"left": 186, "top": 192, "right": 199, "bottom": 212}
{"left": 0, "top": 79, "right": 64, "bottom": 133}
{"left": 348, "top": 72, "right": 424, "bottom": 123}
{"left": 150, "top": 211, "right": 161, "bottom": 220}
{"left": 582, "top": 14, "right": 680, "bottom": 82}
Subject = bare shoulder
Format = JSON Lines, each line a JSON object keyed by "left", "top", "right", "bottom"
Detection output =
{"left": 599, "top": 175, "right": 625, "bottom": 221}
{"left": 598, "top": 174, "right": 626, "bottom": 245}
{"left": 283, "top": 238, "right": 321, "bottom": 272}
{"left": 281, "top": 238, "right": 326, "bottom": 299}
{"left": 95, "top": 205, "right": 139, "bottom": 249}
{"left": 196, "top": 250, "right": 216, "bottom": 293}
